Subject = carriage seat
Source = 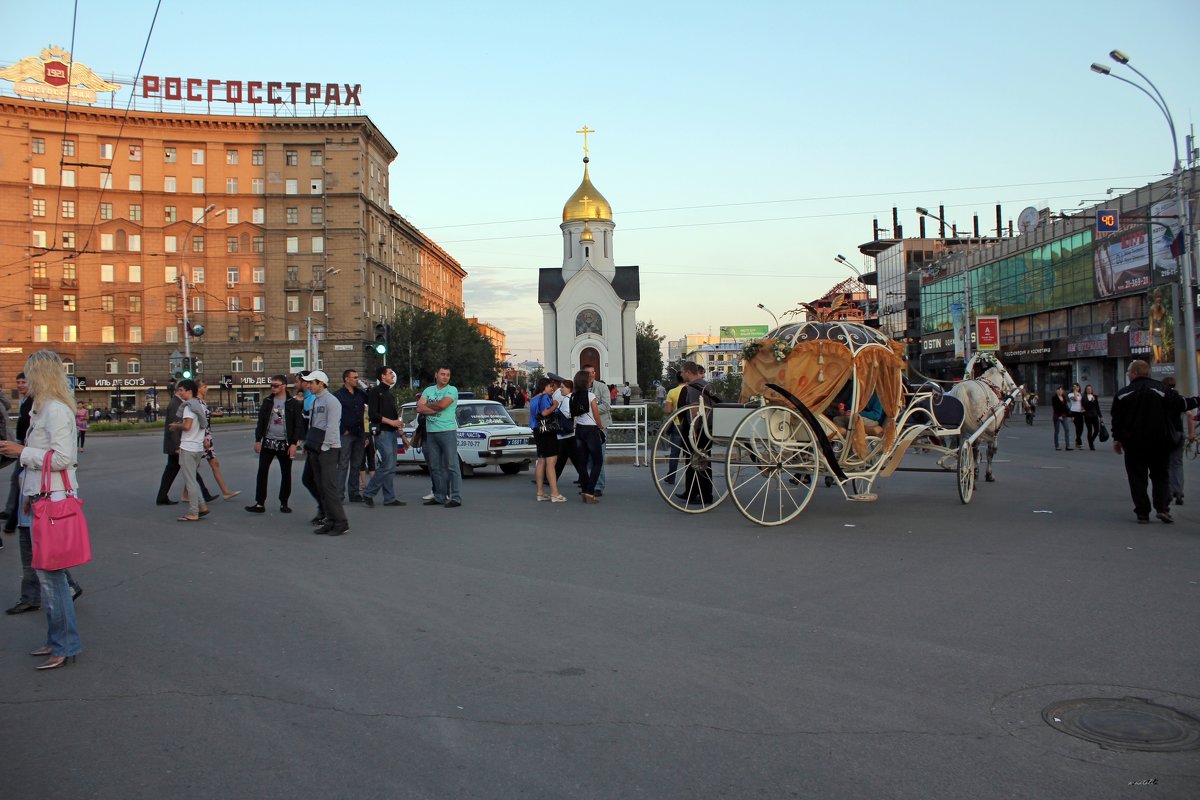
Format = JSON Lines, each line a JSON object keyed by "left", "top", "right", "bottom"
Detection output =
{"left": 928, "top": 393, "right": 964, "bottom": 428}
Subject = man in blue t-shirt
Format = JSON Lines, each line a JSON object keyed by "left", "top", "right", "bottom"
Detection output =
{"left": 417, "top": 365, "right": 461, "bottom": 507}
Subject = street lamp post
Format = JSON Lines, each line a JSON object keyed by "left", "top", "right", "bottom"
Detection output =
{"left": 756, "top": 303, "right": 780, "bottom": 333}
{"left": 1091, "top": 50, "right": 1197, "bottom": 396}
{"left": 834, "top": 254, "right": 872, "bottom": 320}
{"left": 180, "top": 205, "right": 224, "bottom": 377}
{"left": 916, "top": 207, "right": 974, "bottom": 364}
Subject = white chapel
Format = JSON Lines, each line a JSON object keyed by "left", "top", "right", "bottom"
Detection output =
{"left": 538, "top": 129, "right": 639, "bottom": 385}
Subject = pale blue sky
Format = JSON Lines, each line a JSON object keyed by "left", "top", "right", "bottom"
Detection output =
{"left": 4, "top": 1, "right": 1197, "bottom": 361}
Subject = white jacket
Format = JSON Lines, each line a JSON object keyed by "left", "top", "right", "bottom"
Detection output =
{"left": 19, "top": 399, "right": 79, "bottom": 496}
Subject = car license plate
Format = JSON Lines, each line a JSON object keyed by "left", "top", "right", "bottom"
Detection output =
{"left": 510, "top": 437, "right": 529, "bottom": 446}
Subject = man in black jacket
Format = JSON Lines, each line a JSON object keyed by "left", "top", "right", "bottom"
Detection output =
{"left": 245, "top": 375, "right": 301, "bottom": 514}
{"left": 1111, "top": 359, "right": 1200, "bottom": 524}
{"left": 333, "top": 369, "right": 368, "bottom": 503}
{"left": 156, "top": 380, "right": 215, "bottom": 505}
{"left": 362, "top": 365, "right": 408, "bottom": 507}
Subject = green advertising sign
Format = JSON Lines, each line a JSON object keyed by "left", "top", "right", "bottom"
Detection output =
{"left": 719, "top": 325, "right": 770, "bottom": 339}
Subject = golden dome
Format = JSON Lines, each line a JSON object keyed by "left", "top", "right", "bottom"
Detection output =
{"left": 579, "top": 222, "right": 595, "bottom": 242}
{"left": 562, "top": 159, "right": 612, "bottom": 222}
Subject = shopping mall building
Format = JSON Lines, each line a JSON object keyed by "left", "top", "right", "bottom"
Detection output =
{"left": 0, "top": 49, "right": 466, "bottom": 411}
{"left": 862, "top": 168, "right": 1198, "bottom": 397}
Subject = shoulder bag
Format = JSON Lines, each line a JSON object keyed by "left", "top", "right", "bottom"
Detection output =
{"left": 409, "top": 414, "right": 427, "bottom": 449}
{"left": 31, "top": 450, "right": 92, "bottom": 571}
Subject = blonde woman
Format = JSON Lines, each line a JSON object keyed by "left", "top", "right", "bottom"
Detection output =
{"left": 191, "top": 380, "right": 239, "bottom": 500}
{"left": 0, "top": 350, "right": 83, "bottom": 670}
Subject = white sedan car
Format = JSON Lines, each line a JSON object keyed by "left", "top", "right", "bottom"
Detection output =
{"left": 396, "top": 399, "right": 535, "bottom": 475}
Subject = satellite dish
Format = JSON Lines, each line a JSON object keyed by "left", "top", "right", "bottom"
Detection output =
{"left": 1017, "top": 206, "right": 1039, "bottom": 236}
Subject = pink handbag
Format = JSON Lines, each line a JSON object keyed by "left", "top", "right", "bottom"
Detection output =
{"left": 30, "top": 450, "right": 91, "bottom": 571}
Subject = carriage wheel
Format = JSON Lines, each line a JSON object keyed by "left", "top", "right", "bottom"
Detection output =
{"left": 651, "top": 407, "right": 728, "bottom": 513}
{"left": 726, "top": 406, "right": 821, "bottom": 527}
{"left": 957, "top": 440, "right": 976, "bottom": 504}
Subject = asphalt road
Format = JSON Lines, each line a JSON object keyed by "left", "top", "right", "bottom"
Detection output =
{"left": 1, "top": 417, "right": 1198, "bottom": 799}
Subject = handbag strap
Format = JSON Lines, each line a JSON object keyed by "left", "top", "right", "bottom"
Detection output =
{"left": 40, "top": 449, "right": 74, "bottom": 495}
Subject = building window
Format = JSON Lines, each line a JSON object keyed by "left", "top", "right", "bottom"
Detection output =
{"left": 129, "top": 295, "right": 142, "bottom": 312}
{"left": 165, "top": 326, "right": 179, "bottom": 343}
{"left": 62, "top": 262, "right": 75, "bottom": 281}
{"left": 286, "top": 237, "right": 299, "bottom": 254}
{"left": 32, "top": 230, "right": 47, "bottom": 248}
{"left": 129, "top": 174, "right": 142, "bottom": 191}
{"left": 191, "top": 206, "right": 206, "bottom": 223}
{"left": 62, "top": 295, "right": 76, "bottom": 311}
{"left": 129, "top": 144, "right": 142, "bottom": 161}
{"left": 127, "top": 358, "right": 141, "bottom": 374}
{"left": 285, "top": 179, "right": 298, "bottom": 195}
{"left": 164, "top": 206, "right": 177, "bottom": 223}
{"left": 191, "top": 149, "right": 204, "bottom": 165}
{"left": 165, "top": 235, "right": 177, "bottom": 253}
{"left": 192, "top": 236, "right": 204, "bottom": 253}
{"left": 226, "top": 149, "right": 239, "bottom": 165}
{"left": 225, "top": 208, "right": 239, "bottom": 224}
{"left": 62, "top": 140, "right": 75, "bottom": 157}
{"left": 164, "top": 176, "right": 176, "bottom": 193}
{"left": 191, "top": 177, "right": 205, "bottom": 194}
{"left": 286, "top": 207, "right": 299, "bottom": 224}
{"left": 105, "top": 358, "right": 118, "bottom": 374}
{"left": 231, "top": 356, "right": 244, "bottom": 372}
{"left": 227, "top": 236, "right": 239, "bottom": 254}
{"left": 227, "top": 297, "right": 240, "bottom": 312}
{"left": 253, "top": 324, "right": 265, "bottom": 341}
{"left": 192, "top": 296, "right": 205, "bottom": 312}
{"left": 31, "top": 167, "right": 45, "bottom": 185}
{"left": 252, "top": 267, "right": 265, "bottom": 283}
{"left": 252, "top": 149, "right": 264, "bottom": 165}
{"left": 227, "top": 267, "right": 240, "bottom": 285}
{"left": 310, "top": 150, "right": 323, "bottom": 166}
{"left": 129, "top": 326, "right": 142, "bottom": 344}
{"left": 251, "top": 178, "right": 264, "bottom": 194}
{"left": 165, "top": 295, "right": 177, "bottom": 312}
{"left": 286, "top": 296, "right": 299, "bottom": 312}
{"left": 128, "top": 234, "right": 141, "bottom": 252}
{"left": 32, "top": 198, "right": 46, "bottom": 217}
{"left": 100, "top": 264, "right": 114, "bottom": 282}
{"left": 32, "top": 137, "right": 45, "bottom": 154}
{"left": 287, "top": 325, "right": 300, "bottom": 341}
{"left": 33, "top": 294, "right": 47, "bottom": 311}
{"left": 61, "top": 170, "right": 75, "bottom": 187}
{"left": 252, "top": 236, "right": 264, "bottom": 253}
{"left": 100, "top": 203, "right": 113, "bottom": 220}
{"left": 192, "top": 267, "right": 205, "bottom": 284}
{"left": 129, "top": 204, "right": 142, "bottom": 221}
{"left": 252, "top": 207, "right": 264, "bottom": 224}
{"left": 310, "top": 179, "right": 323, "bottom": 194}
{"left": 285, "top": 150, "right": 298, "bottom": 166}
{"left": 32, "top": 262, "right": 48, "bottom": 280}
{"left": 98, "top": 142, "right": 112, "bottom": 159}
{"left": 101, "top": 326, "right": 115, "bottom": 343}
{"left": 164, "top": 146, "right": 176, "bottom": 163}
{"left": 100, "top": 233, "right": 114, "bottom": 251}
{"left": 251, "top": 355, "right": 265, "bottom": 372}
{"left": 311, "top": 236, "right": 324, "bottom": 253}
{"left": 60, "top": 200, "right": 75, "bottom": 218}
{"left": 129, "top": 264, "right": 142, "bottom": 282}
{"left": 253, "top": 295, "right": 265, "bottom": 311}
{"left": 226, "top": 177, "right": 238, "bottom": 194}
{"left": 33, "top": 325, "right": 48, "bottom": 343}
{"left": 311, "top": 206, "right": 323, "bottom": 224}
{"left": 99, "top": 172, "right": 112, "bottom": 190}
{"left": 312, "top": 295, "right": 325, "bottom": 312}
{"left": 287, "top": 266, "right": 299, "bottom": 283}
{"left": 63, "top": 325, "right": 77, "bottom": 342}
{"left": 62, "top": 231, "right": 76, "bottom": 249}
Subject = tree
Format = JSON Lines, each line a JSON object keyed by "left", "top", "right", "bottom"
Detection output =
{"left": 386, "top": 307, "right": 499, "bottom": 392}
{"left": 635, "top": 320, "right": 666, "bottom": 394}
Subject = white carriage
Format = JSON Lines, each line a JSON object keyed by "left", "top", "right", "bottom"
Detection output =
{"left": 653, "top": 320, "right": 1021, "bottom": 527}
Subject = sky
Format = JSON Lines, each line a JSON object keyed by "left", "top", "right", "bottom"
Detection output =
{"left": 4, "top": 0, "right": 1198, "bottom": 364}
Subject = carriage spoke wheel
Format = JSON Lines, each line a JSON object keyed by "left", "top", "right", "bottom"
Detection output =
{"left": 727, "top": 406, "right": 820, "bottom": 527}
{"left": 651, "top": 407, "right": 728, "bottom": 513}
{"left": 957, "top": 440, "right": 976, "bottom": 504}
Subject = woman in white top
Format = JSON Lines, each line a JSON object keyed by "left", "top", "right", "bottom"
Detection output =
{"left": 1067, "top": 383, "right": 1085, "bottom": 449}
{"left": 568, "top": 369, "right": 605, "bottom": 504}
{"left": 0, "top": 350, "right": 82, "bottom": 669}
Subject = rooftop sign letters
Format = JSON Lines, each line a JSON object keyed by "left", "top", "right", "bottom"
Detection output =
{"left": 0, "top": 47, "right": 120, "bottom": 104}
{"left": 142, "top": 76, "right": 361, "bottom": 107}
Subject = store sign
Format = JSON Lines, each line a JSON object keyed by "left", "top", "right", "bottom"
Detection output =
{"left": 0, "top": 47, "right": 120, "bottom": 103}
{"left": 240, "top": 376, "right": 273, "bottom": 385}
{"left": 142, "top": 76, "right": 361, "bottom": 106}
{"left": 975, "top": 316, "right": 1000, "bottom": 351}
{"left": 90, "top": 378, "right": 148, "bottom": 388}
{"left": 1066, "top": 334, "right": 1108, "bottom": 355}
{"left": 1000, "top": 342, "right": 1052, "bottom": 363}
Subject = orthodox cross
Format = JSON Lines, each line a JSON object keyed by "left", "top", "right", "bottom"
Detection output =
{"left": 576, "top": 125, "right": 594, "bottom": 157}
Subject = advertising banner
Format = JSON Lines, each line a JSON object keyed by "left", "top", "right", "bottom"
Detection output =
{"left": 1094, "top": 205, "right": 1152, "bottom": 297}
{"left": 719, "top": 325, "right": 769, "bottom": 340}
{"left": 950, "top": 303, "right": 966, "bottom": 359}
{"left": 1149, "top": 196, "right": 1183, "bottom": 284}
{"left": 1148, "top": 284, "right": 1176, "bottom": 375}
{"left": 975, "top": 316, "right": 1000, "bottom": 351}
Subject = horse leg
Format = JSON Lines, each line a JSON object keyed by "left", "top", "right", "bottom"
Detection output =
{"left": 985, "top": 439, "right": 997, "bottom": 482}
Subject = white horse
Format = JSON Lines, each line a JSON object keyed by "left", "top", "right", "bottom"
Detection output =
{"left": 947, "top": 356, "right": 1021, "bottom": 482}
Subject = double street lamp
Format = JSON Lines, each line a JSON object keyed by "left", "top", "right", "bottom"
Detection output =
{"left": 1091, "top": 49, "right": 1197, "bottom": 396}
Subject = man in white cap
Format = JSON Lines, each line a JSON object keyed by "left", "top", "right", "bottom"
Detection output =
{"left": 301, "top": 370, "right": 348, "bottom": 535}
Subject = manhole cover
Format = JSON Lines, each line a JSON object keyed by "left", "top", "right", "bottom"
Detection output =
{"left": 1042, "top": 697, "right": 1200, "bottom": 752}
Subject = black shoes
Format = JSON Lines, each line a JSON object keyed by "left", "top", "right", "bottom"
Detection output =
{"left": 444, "top": 500, "right": 461, "bottom": 508}
{"left": 310, "top": 515, "right": 327, "bottom": 526}
{"left": 383, "top": 500, "right": 406, "bottom": 507}
{"left": 245, "top": 504, "right": 266, "bottom": 513}
{"left": 315, "top": 522, "right": 350, "bottom": 536}
{"left": 5, "top": 601, "right": 39, "bottom": 615}
{"left": 422, "top": 499, "right": 440, "bottom": 506}
{"left": 363, "top": 495, "right": 374, "bottom": 508}
{"left": 1156, "top": 511, "right": 1174, "bottom": 524}
{"left": 156, "top": 499, "right": 179, "bottom": 506}
{"left": 1137, "top": 516, "right": 1150, "bottom": 524}
{"left": 280, "top": 505, "right": 292, "bottom": 513}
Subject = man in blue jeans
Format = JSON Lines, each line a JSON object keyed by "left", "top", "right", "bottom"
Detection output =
{"left": 333, "top": 369, "right": 368, "bottom": 503}
{"left": 362, "top": 365, "right": 408, "bottom": 507}
{"left": 418, "top": 365, "right": 462, "bottom": 508}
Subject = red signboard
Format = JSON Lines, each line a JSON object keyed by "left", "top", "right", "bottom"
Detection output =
{"left": 976, "top": 316, "right": 1000, "bottom": 351}
{"left": 43, "top": 61, "right": 68, "bottom": 86}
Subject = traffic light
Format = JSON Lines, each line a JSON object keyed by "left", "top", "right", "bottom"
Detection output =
{"left": 181, "top": 357, "right": 194, "bottom": 380}
{"left": 372, "top": 322, "right": 388, "bottom": 356}
{"left": 169, "top": 352, "right": 184, "bottom": 378}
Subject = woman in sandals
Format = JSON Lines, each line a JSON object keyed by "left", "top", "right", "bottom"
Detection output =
{"left": 531, "top": 376, "right": 566, "bottom": 502}
{"left": 0, "top": 350, "right": 83, "bottom": 670}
